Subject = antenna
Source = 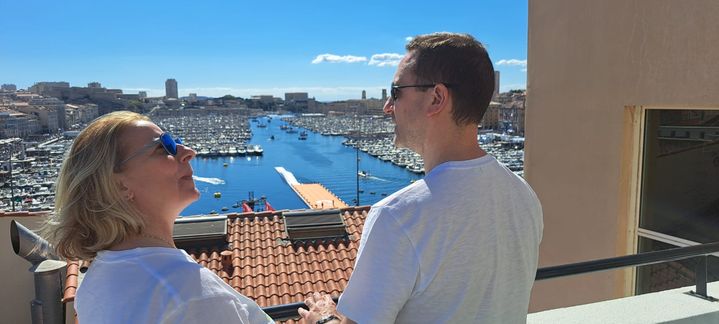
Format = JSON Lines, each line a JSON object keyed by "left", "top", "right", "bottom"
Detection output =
{"left": 355, "top": 112, "right": 361, "bottom": 206}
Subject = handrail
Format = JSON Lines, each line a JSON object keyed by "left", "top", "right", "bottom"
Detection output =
{"left": 535, "top": 241, "right": 719, "bottom": 280}
{"left": 261, "top": 241, "right": 719, "bottom": 320}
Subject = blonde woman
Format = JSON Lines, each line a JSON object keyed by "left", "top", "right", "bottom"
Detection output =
{"left": 44, "top": 111, "right": 272, "bottom": 323}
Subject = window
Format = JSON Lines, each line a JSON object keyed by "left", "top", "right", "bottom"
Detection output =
{"left": 173, "top": 215, "right": 228, "bottom": 249}
{"left": 284, "top": 209, "right": 347, "bottom": 241}
{"left": 636, "top": 108, "right": 719, "bottom": 294}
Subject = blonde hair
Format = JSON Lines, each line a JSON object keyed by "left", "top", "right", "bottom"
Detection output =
{"left": 44, "top": 111, "right": 150, "bottom": 260}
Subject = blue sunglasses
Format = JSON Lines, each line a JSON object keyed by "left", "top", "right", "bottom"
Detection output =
{"left": 117, "top": 132, "right": 183, "bottom": 169}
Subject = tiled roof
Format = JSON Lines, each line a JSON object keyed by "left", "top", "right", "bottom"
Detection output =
{"left": 63, "top": 206, "right": 370, "bottom": 322}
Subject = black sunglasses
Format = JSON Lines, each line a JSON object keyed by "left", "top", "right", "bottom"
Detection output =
{"left": 390, "top": 83, "right": 436, "bottom": 102}
{"left": 390, "top": 83, "right": 456, "bottom": 102}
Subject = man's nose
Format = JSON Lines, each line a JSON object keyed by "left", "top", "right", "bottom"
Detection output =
{"left": 383, "top": 97, "right": 394, "bottom": 115}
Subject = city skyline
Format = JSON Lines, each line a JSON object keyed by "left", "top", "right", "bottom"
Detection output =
{"left": 0, "top": 0, "right": 529, "bottom": 101}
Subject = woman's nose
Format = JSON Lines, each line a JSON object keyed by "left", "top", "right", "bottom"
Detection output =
{"left": 177, "top": 144, "right": 196, "bottom": 163}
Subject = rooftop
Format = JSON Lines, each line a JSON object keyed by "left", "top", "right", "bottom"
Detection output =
{"left": 62, "top": 206, "right": 370, "bottom": 322}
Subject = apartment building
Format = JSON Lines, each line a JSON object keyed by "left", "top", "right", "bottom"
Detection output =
{"left": 526, "top": 0, "right": 719, "bottom": 311}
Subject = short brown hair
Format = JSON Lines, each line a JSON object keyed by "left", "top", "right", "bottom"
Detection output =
{"left": 43, "top": 111, "right": 149, "bottom": 260}
{"left": 406, "top": 32, "right": 495, "bottom": 125}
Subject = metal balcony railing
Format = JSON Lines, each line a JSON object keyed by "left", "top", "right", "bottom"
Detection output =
{"left": 261, "top": 241, "right": 719, "bottom": 321}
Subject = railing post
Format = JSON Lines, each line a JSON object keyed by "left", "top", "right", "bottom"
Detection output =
{"left": 687, "top": 255, "right": 717, "bottom": 301}
{"left": 695, "top": 255, "right": 708, "bottom": 298}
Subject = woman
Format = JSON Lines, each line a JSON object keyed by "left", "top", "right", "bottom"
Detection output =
{"left": 44, "top": 111, "right": 272, "bottom": 323}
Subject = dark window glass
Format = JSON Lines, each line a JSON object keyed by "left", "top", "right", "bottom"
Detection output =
{"left": 636, "top": 237, "right": 719, "bottom": 294}
{"left": 639, "top": 109, "right": 719, "bottom": 243}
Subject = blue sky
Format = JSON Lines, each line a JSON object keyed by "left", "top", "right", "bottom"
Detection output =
{"left": 0, "top": 0, "right": 528, "bottom": 101}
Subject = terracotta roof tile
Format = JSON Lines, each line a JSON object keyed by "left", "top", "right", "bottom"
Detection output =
{"left": 62, "top": 260, "right": 80, "bottom": 302}
{"left": 63, "top": 206, "right": 370, "bottom": 323}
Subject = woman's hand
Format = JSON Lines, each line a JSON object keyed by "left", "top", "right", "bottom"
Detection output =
{"left": 298, "top": 292, "right": 341, "bottom": 324}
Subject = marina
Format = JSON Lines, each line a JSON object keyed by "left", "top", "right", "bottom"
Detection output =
{"left": 0, "top": 112, "right": 525, "bottom": 215}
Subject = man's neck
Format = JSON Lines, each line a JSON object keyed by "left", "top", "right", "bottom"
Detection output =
{"left": 420, "top": 125, "right": 486, "bottom": 173}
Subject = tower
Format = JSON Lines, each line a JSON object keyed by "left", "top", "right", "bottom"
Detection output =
{"left": 165, "top": 79, "right": 178, "bottom": 99}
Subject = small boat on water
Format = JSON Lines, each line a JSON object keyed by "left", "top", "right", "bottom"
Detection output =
{"left": 298, "top": 131, "right": 308, "bottom": 140}
{"left": 358, "top": 170, "right": 369, "bottom": 177}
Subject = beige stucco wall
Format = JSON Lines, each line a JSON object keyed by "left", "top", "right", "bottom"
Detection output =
{"left": 0, "top": 215, "right": 47, "bottom": 323}
{"left": 526, "top": 0, "right": 719, "bottom": 311}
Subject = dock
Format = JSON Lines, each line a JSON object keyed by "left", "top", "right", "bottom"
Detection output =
{"left": 275, "top": 167, "right": 349, "bottom": 209}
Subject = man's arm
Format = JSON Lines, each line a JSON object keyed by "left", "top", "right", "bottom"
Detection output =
{"left": 335, "top": 208, "right": 420, "bottom": 322}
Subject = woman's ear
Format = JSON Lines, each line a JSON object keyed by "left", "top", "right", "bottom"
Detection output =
{"left": 115, "top": 176, "right": 134, "bottom": 201}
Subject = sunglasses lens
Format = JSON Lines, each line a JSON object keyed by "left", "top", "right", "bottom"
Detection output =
{"left": 160, "top": 133, "right": 178, "bottom": 155}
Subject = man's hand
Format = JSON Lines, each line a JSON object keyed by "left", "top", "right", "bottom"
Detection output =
{"left": 298, "top": 292, "right": 341, "bottom": 324}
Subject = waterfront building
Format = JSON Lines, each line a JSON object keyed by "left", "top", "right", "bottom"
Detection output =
{"left": 65, "top": 104, "right": 99, "bottom": 126}
{"left": 252, "top": 95, "right": 275, "bottom": 103}
{"left": 361, "top": 90, "right": 366, "bottom": 100}
{"left": 284, "top": 93, "right": 318, "bottom": 113}
{"left": 0, "top": 109, "right": 42, "bottom": 138}
{"left": 87, "top": 82, "right": 102, "bottom": 88}
{"left": 1, "top": 84, "right": 16, "bottom": 92}
{"left": 481, "top": 101, "right": 501, "bottom": 130}
{"left": 28, "top": 81, "right": 70, "bottom": 98}
{"left": 138, "top": 91, "right": 147, "bottom": 99}
{"left": 285, "top": 92, "right": 308, "bottom": 101}
{"left": 28, "top": 97, "right": 67, "bottom": 130}
{"left": 15, "top": 104, "right": 60, "bottom": 133}
{"left": 188, "top": 93, "right": 197, "bottom": 103}
{"left": 381, "top": 88, "right": 387, "bottom": 101}
{"left": 526, "top": 0, "right": 719, "bottom": 314}
{"left": 165, "top": 78, "right": 178, "bottom": 99}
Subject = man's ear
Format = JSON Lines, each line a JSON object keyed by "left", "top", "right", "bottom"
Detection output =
{"left": 426, "top": 83, "right": 450, "bottom": 117}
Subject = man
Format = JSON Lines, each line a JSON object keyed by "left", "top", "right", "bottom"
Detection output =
{"left": 300, "top": 32, "right": 543, "bottom": 324}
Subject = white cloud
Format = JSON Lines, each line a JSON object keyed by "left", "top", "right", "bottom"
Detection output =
{"left": 405, "top": 36, "right": 413, "bottom": 42}
{"left": 311, "top": 54, "right": 367, "bottom": 64}
{"left": 368, "top": 53, "right": 404, "bottom": 67}
{"left": 496, "top": 59, "right": 527, "bottom": 67}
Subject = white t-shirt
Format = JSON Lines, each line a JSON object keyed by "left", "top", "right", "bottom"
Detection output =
{"left": 338, "top": 155, "right": 543, "bottom": 324}
{"left": 75, "top": 247, "right": 273, "bottom": 324}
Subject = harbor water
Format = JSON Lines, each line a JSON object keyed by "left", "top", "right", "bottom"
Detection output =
{"left": 182, "top": 117, "right": 424, "bottom": 216}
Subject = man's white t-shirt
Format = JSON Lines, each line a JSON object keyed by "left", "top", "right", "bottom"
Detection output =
{"left": 338, "top": 155, "right": 543, "bottom": 323}
{"left": 75, "top": 247, "right": 273, "bottom": 324}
